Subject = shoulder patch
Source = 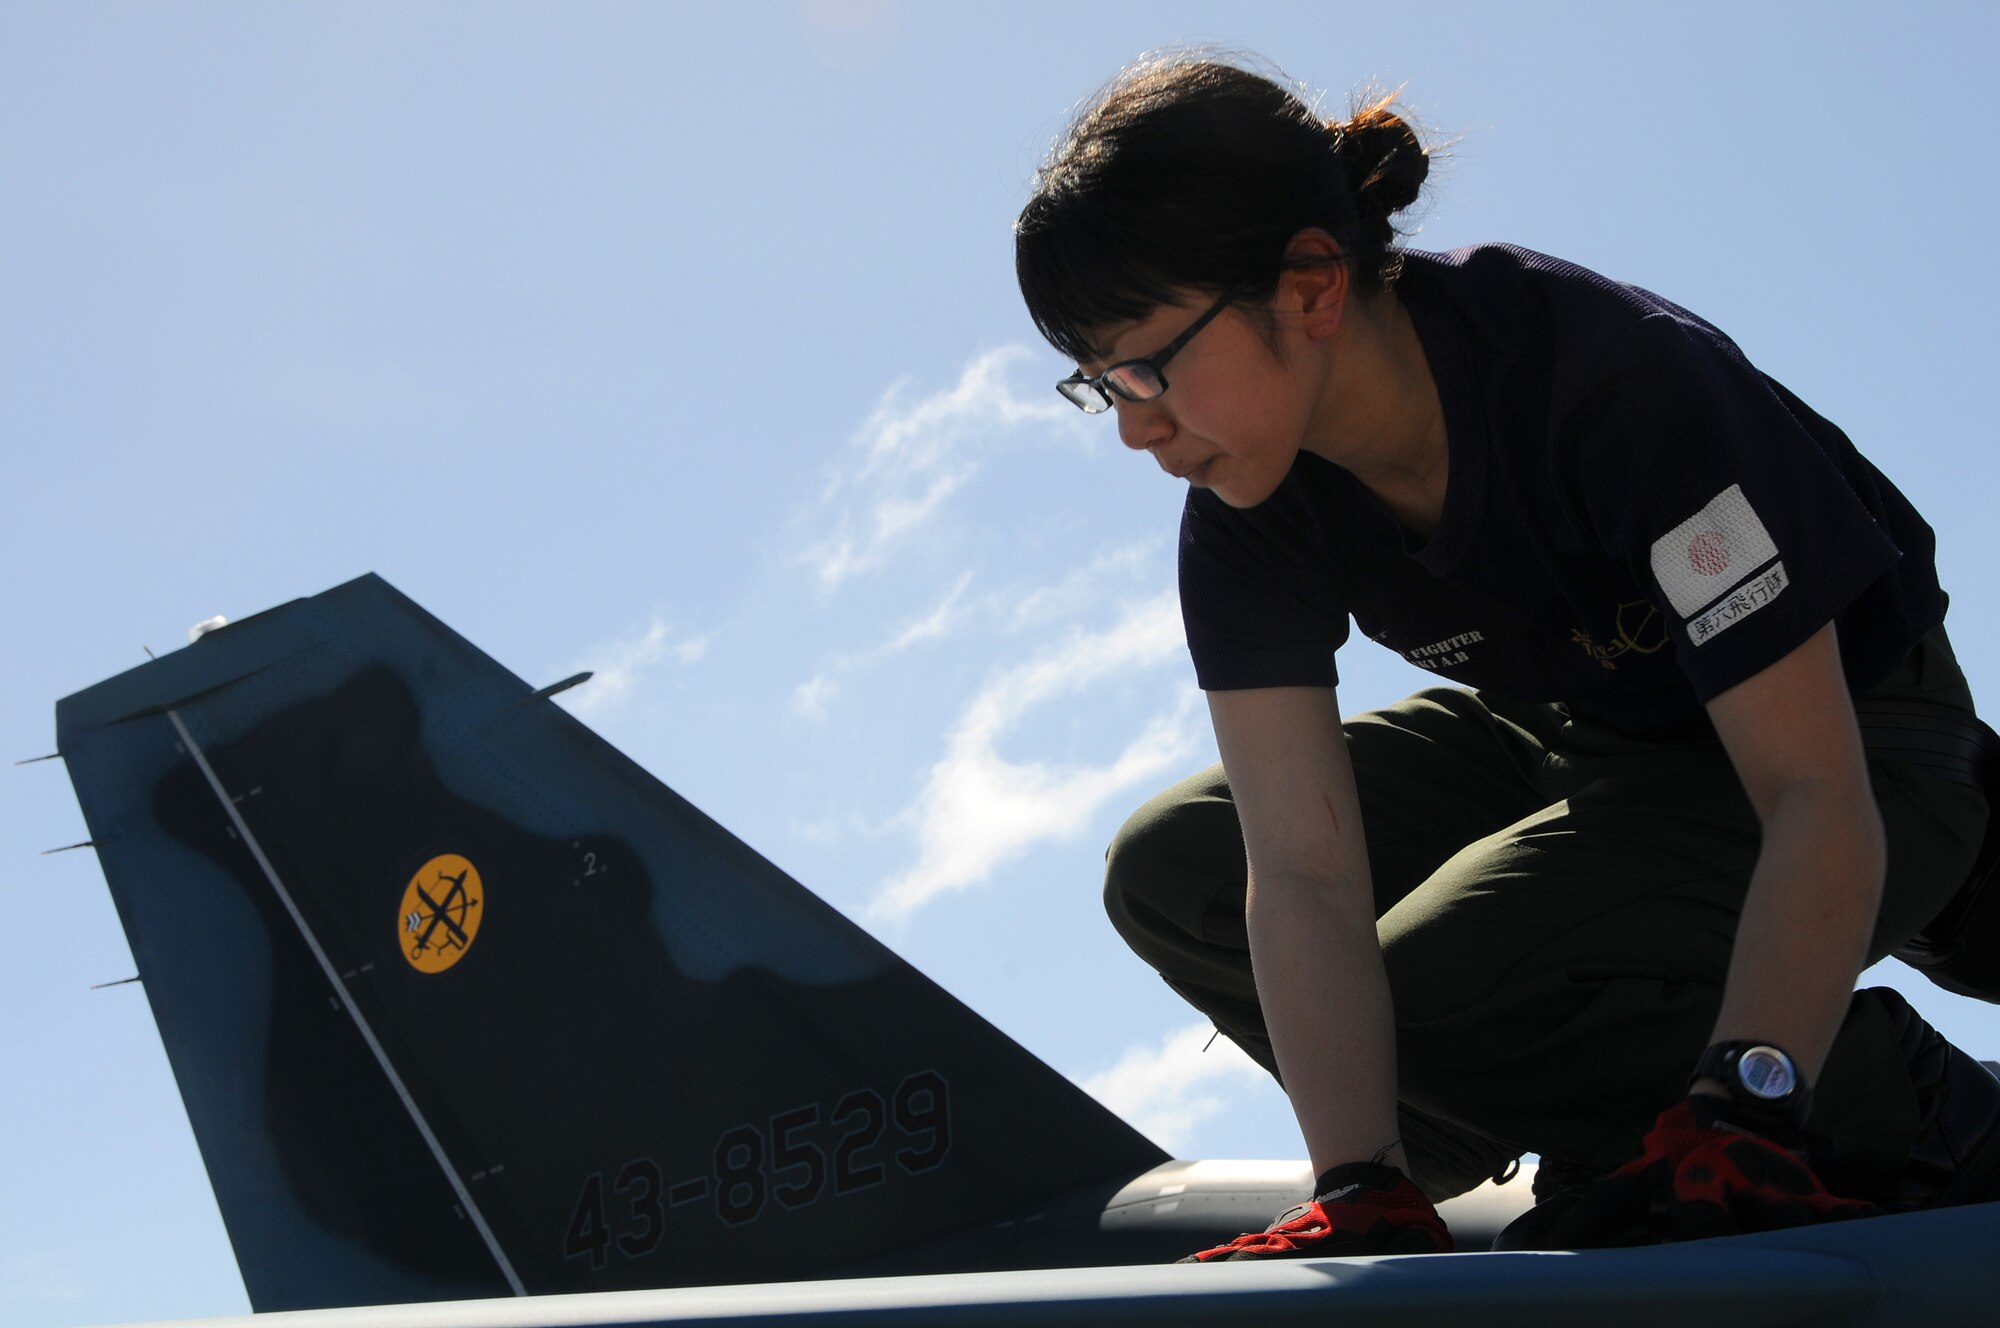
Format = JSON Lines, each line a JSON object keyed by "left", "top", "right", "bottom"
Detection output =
{"left": 1649, "top": 484, "right": 1779, "bottom": 618}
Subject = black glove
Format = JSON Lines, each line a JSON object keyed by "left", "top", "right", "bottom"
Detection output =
{"left": 1179, "top": 1160, "right": 1452, "bottom": 1261}
{"left": 1546, "top": 1096, "right": 1882, "bottom": 1248}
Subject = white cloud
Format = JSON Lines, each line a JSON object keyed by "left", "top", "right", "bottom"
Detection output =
{"left": 802, "top": 346, "right": 1082, "bottom": 589}
{"left": 787, "top": 575, "right": 973, "bottom": 724}
{"left": 790, "top": 814, "right": 844, "bottom": 847}
{"left": 869, "top": 593, "right": 1202, "bottom": 922}
{"left": 791, "top": 673, "right": 840, "bottom": 721}
{"left": 1004, "top": 541, "right": 1160, "bottom": 632}
{"left": 0, "top": 1249, "right": 86, "bottom": 1305}
{"left": 882, "top": 571, "right": 973, "bottom": 653}
{"left": 1078, "top": 1021, "right": 1273, "bottom": 1155}
{"left": 556, "top": 614, "right": 705, "bottom": 718}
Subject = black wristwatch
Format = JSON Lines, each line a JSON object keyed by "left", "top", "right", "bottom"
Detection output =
{"left": 1691, "top": 1041, "right": 1813, "bottom": 1132}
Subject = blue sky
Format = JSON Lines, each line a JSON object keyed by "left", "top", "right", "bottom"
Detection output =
{"left": 4, "top": 3, "right": 1998, "bottom": 1323}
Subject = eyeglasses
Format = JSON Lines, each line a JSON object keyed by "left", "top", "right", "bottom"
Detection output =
{"left": 1056, "top": 286, "right": 1242, "bottom": 414}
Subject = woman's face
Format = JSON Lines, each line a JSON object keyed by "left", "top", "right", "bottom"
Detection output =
{"left": 1083, "top": 291, "right": 1318, "bottom": 510}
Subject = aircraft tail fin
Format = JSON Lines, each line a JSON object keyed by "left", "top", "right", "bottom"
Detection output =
{"left": 57, "top": 573, "right": 1166, "bottom": 1310}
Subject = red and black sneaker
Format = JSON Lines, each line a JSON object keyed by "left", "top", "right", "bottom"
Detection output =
{"left": 1179, "top": 1161, "right": 1452, "bottom": 1262}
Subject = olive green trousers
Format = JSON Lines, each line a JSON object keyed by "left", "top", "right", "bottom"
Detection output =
{"left": 1104, "top": 630, "right": 1987, "bottom": 1201}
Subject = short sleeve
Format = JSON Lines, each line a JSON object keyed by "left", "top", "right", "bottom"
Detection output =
{"left": 1565, "top": 313, "right": 1902, "bottom": 701}
{"left": 1177, "top": 481, "right": 1351, "bottom": 691}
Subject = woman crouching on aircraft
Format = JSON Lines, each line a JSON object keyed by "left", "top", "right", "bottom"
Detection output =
{"left": 1013, "top": 54, "right": 2000, "bottom": 1255}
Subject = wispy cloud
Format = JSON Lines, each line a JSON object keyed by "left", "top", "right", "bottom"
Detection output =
{"left": 1078, "top": 1021, "right": 1273, "bottom": 1154}
{"left": 788, "top": 573, "right": 977, "bottom": 722}
{"left": 0, "top": 1250, "right": 86, "bottom": 1306}
{"left": 881, "top": 571, "right": 974, "bottom": 653}
{"left": 801, "top": 346, "right": 1081, "bottom": 589}
{"left": 790, "top": 814, "right": 845, "bottom": 846}
{"left": 556, "top": 614, "right": 706, "bottom": 718}
{"left": 869, "top": 593, "right": 1202, "bottom": 922}
{"left": 1003, "top": 542, "right": 1160, "bottom": 632}
{"left": 791, "top": 672, "right": 840, "bottom": 721}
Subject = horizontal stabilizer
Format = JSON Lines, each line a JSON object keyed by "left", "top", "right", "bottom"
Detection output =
{"left": 92, "top": 1200, "right": 2000, "bottom": 1328}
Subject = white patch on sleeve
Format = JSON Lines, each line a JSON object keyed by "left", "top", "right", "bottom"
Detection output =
{"left": 1649, "top": 484, "right": 1780, "bottom": 617}
{"left": 1685, "top": 562, "right": 1789, "bottom": 646}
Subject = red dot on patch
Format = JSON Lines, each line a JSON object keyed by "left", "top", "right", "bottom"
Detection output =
{"left": 1688, "top": 531, "right": 1731, "bottom": 576}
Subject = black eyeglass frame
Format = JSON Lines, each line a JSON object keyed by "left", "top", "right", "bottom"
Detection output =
{"left": 1056, "top": 285, "right": 1246, "bottom": 414}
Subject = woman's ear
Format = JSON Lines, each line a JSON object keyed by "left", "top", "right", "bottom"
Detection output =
{"left": 1280, "top": 228, "right": 1350, "bottom": 340}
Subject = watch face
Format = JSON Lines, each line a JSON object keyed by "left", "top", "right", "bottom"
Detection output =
{"left": 1738, "top": 1046, "right": 1797, "bottom": 1100}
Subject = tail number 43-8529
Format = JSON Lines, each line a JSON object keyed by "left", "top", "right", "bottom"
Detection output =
{"left": 564, "top": 1070, "right": 951, "bottom": 1270}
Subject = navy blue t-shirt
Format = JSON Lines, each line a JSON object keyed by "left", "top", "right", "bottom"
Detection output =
{"left": 1178, "top": 244, "right": 1945, "bottom": 737}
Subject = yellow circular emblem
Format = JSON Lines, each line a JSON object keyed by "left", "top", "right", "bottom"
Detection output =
{"left": 399, "top": 854, "right": 483, "bottom": 974}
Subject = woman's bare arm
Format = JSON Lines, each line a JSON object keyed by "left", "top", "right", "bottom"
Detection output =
{"left": 1702, "top": 622, "right": 1885, "bottom": 1085}
{"left": 1207, "top": 684, "right": 1406, "bottom": 1176}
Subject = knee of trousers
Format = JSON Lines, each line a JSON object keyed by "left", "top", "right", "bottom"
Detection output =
{"left": 1101, "top": 810, "right": 1191, "bottom": 968}
{"left": 1101, "top": 783, "right": 1247, "bottom": 973}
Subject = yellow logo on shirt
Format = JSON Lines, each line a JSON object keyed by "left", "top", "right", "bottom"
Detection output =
{"left": 1572, "top": 600, "right": 1668, "bottom": 670}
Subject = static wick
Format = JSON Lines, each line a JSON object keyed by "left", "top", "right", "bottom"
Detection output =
{"left": 142, "top": 645, "right": 156, "bottom": 659}
{"left": 42, "top": 838, "right": 108, "bottom": 855}
{"left": 13, "top": 753, "right": 60, "bottom": 766}
{"left": 90, "top": 975, "right": 142, "bottom": 991}
{"left": 1202, "top": 1028, "right": 1220, "bottom": 1053}
{"left": 527, "top": 671, "right": 593, "bottom": 702}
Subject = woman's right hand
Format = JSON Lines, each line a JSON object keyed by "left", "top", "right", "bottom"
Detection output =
{"left": 1179, "top": 1161, "right": 1451, "bottom": 1261}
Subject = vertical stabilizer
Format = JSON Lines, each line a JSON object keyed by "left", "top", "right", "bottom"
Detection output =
{"left": 58, "top": 574, "right": 1166, "bottom": 1310}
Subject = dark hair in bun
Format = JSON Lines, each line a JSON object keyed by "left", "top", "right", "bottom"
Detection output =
{"left": 1016, "top": 55, "right": 1430, "bottom": 364}
{"left": 1329, "top": 98, "right": 1430, "bottom": 260}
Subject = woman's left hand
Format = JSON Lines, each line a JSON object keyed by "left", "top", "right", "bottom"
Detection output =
{"left": 1545, "top": 1096, "right": 1881, "bottom": 1247}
